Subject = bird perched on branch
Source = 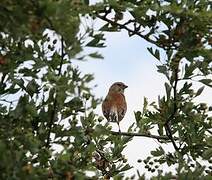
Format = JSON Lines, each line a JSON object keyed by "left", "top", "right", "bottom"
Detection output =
{"left": 102, "top": 82, "right": 128, "bottom": 132}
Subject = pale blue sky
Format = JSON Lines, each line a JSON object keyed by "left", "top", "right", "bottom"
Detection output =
{"left": 74, "top": 24, "right": 211, "bottom": 177}
{"left": 74, "top": 30, "right": 173, "bottom": 177}
{"left": 1, "top": 0, "right": 210, "bottom": 178}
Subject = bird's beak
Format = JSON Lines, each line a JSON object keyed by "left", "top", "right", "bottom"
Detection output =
{"left": 124, "top": 84, "right": 128, "bottom": 89}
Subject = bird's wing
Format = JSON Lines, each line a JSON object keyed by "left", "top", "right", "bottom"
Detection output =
{"left": 102, "top": 97, "right": 111, "bottom": 120}
{"left": 102, "top": 96, "right": 119, "bottom": 122}
{"left": 117, "top": 106, "right": 127, "bottom": 121}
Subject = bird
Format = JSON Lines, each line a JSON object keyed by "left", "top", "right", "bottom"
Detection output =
{"left": 102, "top": 82, "right": 128, "bottom": 132}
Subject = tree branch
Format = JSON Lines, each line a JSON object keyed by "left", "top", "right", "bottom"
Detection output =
{"left": 164, "top": 124, "right": 179, "bottom": 150}
{"left": 46, "top": 36, "right": 65, "bottom": 148}
{"left": 110, "top": 130, "right": 178, "bottom": 141}
{"left": 206, "top": 129, "right": 212, "bottom": 135}
{"left": 164, "top": 56, "right": 180, "bottom": 151}
{"left": 96, "top": 14, "right": 162, "bottom": 48}
{"left": 95, "top": 7, "right": 178, "bottom": 50}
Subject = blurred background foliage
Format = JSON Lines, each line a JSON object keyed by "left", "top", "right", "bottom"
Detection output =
{"left": 0, "top": 0, "right": 211, "bottom": 179}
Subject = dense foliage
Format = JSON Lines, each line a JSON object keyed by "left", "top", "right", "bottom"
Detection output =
{"left": 0, "top": 0, "right": 211, "bottom": 179}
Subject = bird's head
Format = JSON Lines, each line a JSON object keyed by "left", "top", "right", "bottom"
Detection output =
{"left": 109, "top": 82, "right": 128, "bottom": 94}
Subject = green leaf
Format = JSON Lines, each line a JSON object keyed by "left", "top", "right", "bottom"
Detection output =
{"left": 195, "top": 86, "right": 204, "bottom": 97}
{"left": 8, "top": 87, "right": 20, "bottom": 94}
{"left": 113, "top": 144, "right": 125, "bottom": 157}
{"left": 86, "top": 38, "right": 99, "bottom": 47}
{"left": 165, "top": 82, "right": 171, "bottom": 100}
{"left": 84, "top": 0, "right": 89, "bottom": 5}
{"left": 120, "top": 164, "right": 132, "bottom": 172}
{"left": 157, "top": 65, "right": 168, "bottom": 76}
{"left": 64, "top": 97, "right": 83, "bottom": 110}
{"left": 143, "top": 97, "right": 148, "bottom": 111}
{"left": 184, "top": 63, "right": 196, "bottom": 78}
{"left": 134, "top": 111, "right": 141, "bottom": 123}
{"left": 94, "top": 124, "right": 109, "bottom": 135}
{"left": 88, "top": 52, "right": 103, "bottom": 59}
{"left": 199, "top": 79, "right": 212, "bottom": 88}
{"left": 203, "top": 149, "right": 212, "bottom": 160}
{"left": 127, "top": 123, "right": 135, "bottom": 132}
{"left": 19, "top": 67, "right": 38, "bottom": 78}
{"left": 15, "top": 78, "right": 25, "bottom": 90}
{"left": 86, "top": 34, "right": 105, "bottom": 47}
{"left": 26, "top": 79, "right": 39, "bottom": 97}
{"left": 99, "top": 23, "right": 119, "bottom": 32}
{"left": 155, "top": 49, "right": 160, "bottom": 60}
{"left": 147, "top": 47, "right": 160, "bottom": 61}
{"left": 157, "top": 124, "right": 164, "bottom": 136}
{"left": 151, "top": 147, "right": 165, "bottom": 157}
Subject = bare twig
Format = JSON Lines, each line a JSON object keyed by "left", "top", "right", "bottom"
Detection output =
{"left": 164, "top": 56, "right": 180, "bottom": 151}
{"left": 110, "top": 130, "right": 178, "bottom": 141}
{"left": 96, "top": 14, "right": 160, "bottom": 47}
{"left": 164, "top": 124, "right": 179, "bottom": 150}
{"left": 0, "top": 99, "right": 17, "bottom": 103}
{"left": 95, "top": 7, "right": 178, "bottom": 49}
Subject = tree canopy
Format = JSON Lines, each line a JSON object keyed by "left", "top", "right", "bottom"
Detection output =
{"left": 0, "top": 0, "right": 211, "bottom": 179}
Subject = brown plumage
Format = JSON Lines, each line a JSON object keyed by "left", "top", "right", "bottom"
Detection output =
{"left": 102, "top": 82, "right": 128, "bottom": 132}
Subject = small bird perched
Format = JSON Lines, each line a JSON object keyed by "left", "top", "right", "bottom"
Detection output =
{"left": 102, "top": 82, "right": 128, "bottom": 132}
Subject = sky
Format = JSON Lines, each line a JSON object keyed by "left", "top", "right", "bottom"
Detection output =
{"left": 2, "top": 1, "right": 211, "bottom": 177}
{"left": 0, "top": 1, "right": 211, "bottom": 179}
{"left": 74, "top": 29, "right": 175, "bottom": 177}
{"left": 73, "top": 16, "right": 212, "bottom": 177}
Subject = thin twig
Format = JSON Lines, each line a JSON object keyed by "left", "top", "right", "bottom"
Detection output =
{"left": 206, "top": 129, "right": 212, "bottom": 135}
{"left": 96, "top": 8, "right": 177, "bottom": 50}
{"left": 0, "top": 99, "right": 17, "bottom": 103}
{"left": 96, "top": 14, "right": 160, "bottom": 47}
{"left": 96, "top": 149, "right": 110, "bottom": 162}
{"left": 164, "top": 56, "right": 180, "bottom": 151}
{"left": 110, "top": 130, "right": 178, "bottom": 141}
{"left": 164, "top": 124, "right": 179, "bottom": 150}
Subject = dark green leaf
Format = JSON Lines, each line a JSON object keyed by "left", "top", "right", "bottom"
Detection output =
{"left": 88, "top": 52, "right": 103, "bottom": 59}
{"left": 147, "top": 47, "right": 160, "bottom": 61}
{"left": 199, "top": 79, "right": 212, "bottom": 88}
{"left": 151, "top": 147, "right": 165, "bottom": 157}
{"left": 120, "top": 164, "right": 132, "bottom": 172}
{"left": 26, "top": 79, "right": 40, "bottom": 97}
{"left": 195, "top": 86, "right": 204, "bottom": 97}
